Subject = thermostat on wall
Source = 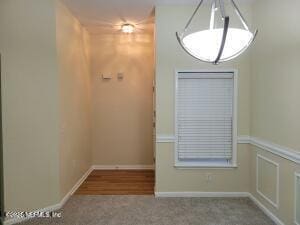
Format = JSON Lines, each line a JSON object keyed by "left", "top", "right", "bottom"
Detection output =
{"left": 117, "top": 72, "right": 124, "bottom": 80}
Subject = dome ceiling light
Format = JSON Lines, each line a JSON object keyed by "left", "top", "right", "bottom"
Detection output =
{"left": 121, "top": 23, "right": 135, "bottom": 33}
{"left": 176, "top": 0, "right": 258, "bottom": 64}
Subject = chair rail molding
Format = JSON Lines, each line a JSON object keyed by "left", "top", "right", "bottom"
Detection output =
{"left": 156, "top": 135, "right": 176, "bottom": 143}
{"left": 238, "top": 136, "right": 300, "bottom": 164}
{"left": 156, "top": 135, "right": 300, "bottom": 164}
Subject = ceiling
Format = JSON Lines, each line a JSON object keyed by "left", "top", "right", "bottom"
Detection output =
{"left": 62, "top": 0, "right": 252, "bottom": 34}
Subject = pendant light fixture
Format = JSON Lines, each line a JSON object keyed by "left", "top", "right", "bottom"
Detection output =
{"left": 176, "top": 0, "right": 258, "bottom": 64}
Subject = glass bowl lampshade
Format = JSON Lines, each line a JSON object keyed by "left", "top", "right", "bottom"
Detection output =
{"left": 176, "top": 0, "right": 258, "bottom": 64}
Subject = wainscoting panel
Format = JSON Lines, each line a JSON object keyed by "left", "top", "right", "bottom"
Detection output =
{"left": 256, "top": 155, "right": 279, "bottom": 208}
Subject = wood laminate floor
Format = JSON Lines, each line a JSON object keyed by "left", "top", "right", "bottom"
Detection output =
{"left": 75, "top": 170, "right": 155, "bottom": 195}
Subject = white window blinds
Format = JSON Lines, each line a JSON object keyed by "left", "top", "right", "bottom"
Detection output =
{"left": 176, "top": 72, "right": 234, "bottom": 163}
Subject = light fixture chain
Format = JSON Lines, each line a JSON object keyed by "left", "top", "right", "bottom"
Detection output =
{"left": 230, "top": 0, "right": 250, "bottom": 31}
{"left": 183, "top": 0, "right": 204, "bottom": 34}
{"left": 210, "top": 0, "right": 216, "bottom": 30}
{"left": 218, "top": 0, "right": 227, "bottom": 19}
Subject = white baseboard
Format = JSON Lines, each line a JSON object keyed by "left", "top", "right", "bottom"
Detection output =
{"left": 155, "top": 192, "right": 249, "bottom": 198}
{"left": 155, "top": 192, "right": 285, "bottom": 225}
{"left": 4, "top": 170, "right": 284, "bottom": 225}
{"left": 92, "top": 164, "right": 154, "bottom": 170}
{"left": 59, "top": 166, "right": 93, "bottom": 206}
{"left": 4, "top": 165, "right": 153, "bottom": 224}
{"left": 4, "top": 166, "right": 93, "bottom": 225}
{"left": 248, "top": 193, "right": 284, "bottom": 225}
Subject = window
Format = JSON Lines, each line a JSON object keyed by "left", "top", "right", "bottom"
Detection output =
{"left": 175, "top": 71, "right": 237, "bottom": 167}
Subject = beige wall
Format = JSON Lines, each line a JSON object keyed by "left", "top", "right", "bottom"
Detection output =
{"left": 2, "top": 2, "right": 300, "bottom": 224}
{"left": 0, "top": 0, "right": 61, "bottom": 210}
{"left": 56, "top": 0, "right": 92, "bottom": 199}
{"left": 156, "top": 144, "right": 250, "bottom": 192}
{"left": 155, "top": 3, "right": 300, "bottom": 223}
{"left": 249, "top": 0, "right": 300, "bottom": 224}
{"left": 0, "top": 0, "right": 94, "bottom": 211}
{"left": 250, "top": 0, "right": 300, "bottom": 151}
{"left": 155, "top": 5, "right": 253, "bottom": 192}
{"left": 155, "top": 5, "right": 252, "bottom": 137}
{"left": 90, "top": 34, "right": 154, "bottom": 166}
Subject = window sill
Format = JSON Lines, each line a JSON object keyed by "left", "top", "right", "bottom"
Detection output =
{"left": 174, "top": 163, "right": 238, "bottom": 169}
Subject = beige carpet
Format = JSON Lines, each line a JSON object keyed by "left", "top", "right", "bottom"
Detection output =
{"left": 19, "top": 196, "right": 275, "bottom": 225}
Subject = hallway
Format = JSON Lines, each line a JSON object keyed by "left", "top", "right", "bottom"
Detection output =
{"left": 75, "top": 170, "right": 155, "bottom": 195}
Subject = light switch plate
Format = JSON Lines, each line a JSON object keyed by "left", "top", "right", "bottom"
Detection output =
{"left": 102, "top": 74, "right": 112, "bottom": 79}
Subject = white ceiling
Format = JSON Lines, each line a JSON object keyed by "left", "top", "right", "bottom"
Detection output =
{"left": 62, "top": 0, "right": 252, "bottom": 34}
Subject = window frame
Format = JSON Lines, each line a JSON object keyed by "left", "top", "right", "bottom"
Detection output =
{"left": 174, "top": 69, "right": 238, "bottom": 168}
